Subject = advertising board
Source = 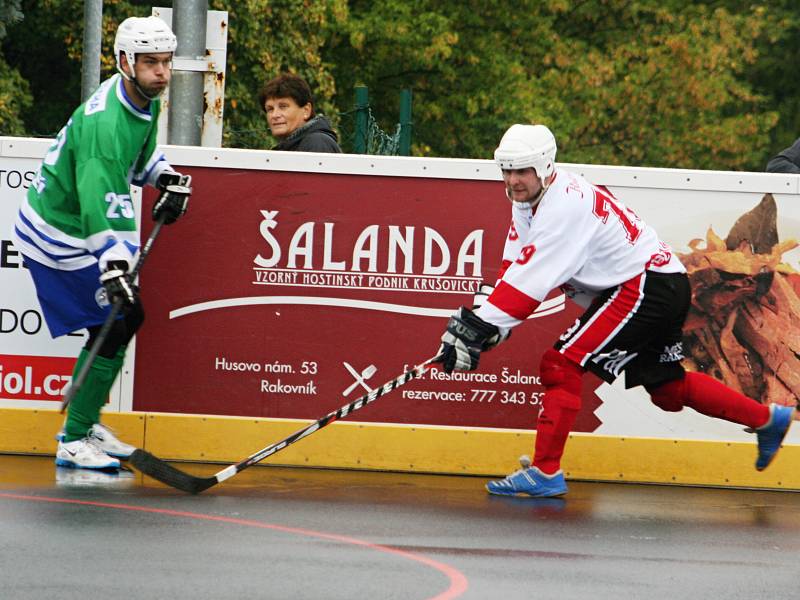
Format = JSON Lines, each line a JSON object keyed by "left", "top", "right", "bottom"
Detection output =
{"left": 3, "top": 137, "right": 799, "bottom": 447}
{"left": 0, "top": 138, "right": 135, "bottom": 410}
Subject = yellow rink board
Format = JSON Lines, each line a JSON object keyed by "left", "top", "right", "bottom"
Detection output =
{"left": 0, "top": 407, "right": 797, "bottom": 491}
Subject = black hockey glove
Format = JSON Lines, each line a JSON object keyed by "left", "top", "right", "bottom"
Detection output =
{"left": 153, "top": 171, "right": 192, "bottom": 225}
{"left": 437, "top": 306, "right": 501, "bottom": 373}
{"left": 99, "top": 261, "right": 137, "bottom": 306}
{"left": 470, "top": 282, "right": 511, "bottom": 350}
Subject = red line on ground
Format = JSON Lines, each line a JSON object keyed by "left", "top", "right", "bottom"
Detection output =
{"left": 0, "top": 492, "right": 468, "bottom": 599}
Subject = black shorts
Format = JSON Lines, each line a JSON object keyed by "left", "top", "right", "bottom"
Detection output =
{"left": 555, "top": 271, "right": 690, "bottom": 389}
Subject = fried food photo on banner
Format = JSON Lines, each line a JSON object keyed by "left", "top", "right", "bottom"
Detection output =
{"left": 678, "top": 193, "right": 800, "bottom": 407}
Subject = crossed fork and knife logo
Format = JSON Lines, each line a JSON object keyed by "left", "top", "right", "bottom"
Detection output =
{"left": 342, "top": 361, "right": 378, "bottom": 396}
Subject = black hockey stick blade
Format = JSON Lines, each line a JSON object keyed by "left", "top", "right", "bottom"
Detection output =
{"left": 129, "top": 449, "right": 217, "bottom": 494}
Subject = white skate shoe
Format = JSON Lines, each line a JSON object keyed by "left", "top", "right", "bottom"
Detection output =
{"left": 87, "top": 423, "right": 136, "bottom": 459}
{"left": 55, "top": 438, "right": 120, "bottom": 470}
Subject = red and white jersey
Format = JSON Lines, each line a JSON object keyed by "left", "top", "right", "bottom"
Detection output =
{"left": 476, "top": 168, "right": 685, "bottom": 329}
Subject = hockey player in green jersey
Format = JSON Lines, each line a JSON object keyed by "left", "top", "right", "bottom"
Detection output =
{"left": 13, "top": 16, "right": 192, "bottom": 469}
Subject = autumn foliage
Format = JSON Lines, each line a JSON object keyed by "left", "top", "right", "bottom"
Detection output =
{"left": 1, "top": 0, "right": 798, "bottom": 170}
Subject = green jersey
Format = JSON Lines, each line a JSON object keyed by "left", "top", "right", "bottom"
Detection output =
{"left": 14, "top": 74, "right": 171, "bottom": 271}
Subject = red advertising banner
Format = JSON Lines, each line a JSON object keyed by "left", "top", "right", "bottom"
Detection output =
{"left": 0, "top": 354, "right": 74, "bottom": 401}
{"left": 133, "top": 167, "right": 603, "bottom": 431}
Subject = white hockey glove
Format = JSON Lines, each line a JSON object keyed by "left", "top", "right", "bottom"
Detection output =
{"left": 99, "top": 261, "right": 137, "bottom": 306}
{"left": 436, "top": 307, "right": 500, "bottom": 373}
{"left": 154, "top": 171, "right": 192, "bottom": 225}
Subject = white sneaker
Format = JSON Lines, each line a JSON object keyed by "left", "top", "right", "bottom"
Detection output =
{"left": 87, "top": 423, "right": 136, "bottom": 459}
{"left": 55, "top": 438, "right": 120, "bottom": 470}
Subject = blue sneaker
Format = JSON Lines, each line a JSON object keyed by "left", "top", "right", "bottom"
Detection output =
{"left": 756, "top": 404, "right": 794, "bottom": 471}
{"left": 486, "top": 466, "right": 568, "bottom": 497}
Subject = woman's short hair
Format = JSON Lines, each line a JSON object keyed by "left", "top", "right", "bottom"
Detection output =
{"left": 259, "top": 73, "right": 316, "bottom": 117}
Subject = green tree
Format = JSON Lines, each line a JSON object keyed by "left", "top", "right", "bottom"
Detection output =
{"left": 542, "top": 3, "right": 778, "bottom": 170}
{"left": 0, "top": 0, "right": 789, "bottom": 170}
{"left": 2, "top": 0, "right": 125, "bottom": 136}
{"left": 327, "top": 0, "right": 777, "bottom": 169}
{"left": 737, "top": 1, "right": 800, "bottom": 163}
{"left": 0, "top": 0, "right": 22, "bottom": 38}
{"left": 209, "top": 0, "right": 347, "bottom": 148}
{"left": 0, "top": 0, "right": 31, "bottom": 135}
{"left": 2, "top": 0, "right": 346, "bottom": 148}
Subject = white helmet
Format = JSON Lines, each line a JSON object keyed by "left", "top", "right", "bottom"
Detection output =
{"left": 114, "top": 16, "right": 177, "bottom": 77}
{"left": 495, "top": 124, "right": 557, "bottom": 188}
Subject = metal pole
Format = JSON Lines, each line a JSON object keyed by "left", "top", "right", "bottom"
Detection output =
{"left": 168, "top": 0, "right": 207, "bottom": 146}
{"left": 354, "top": 86, "right": 369, "bottom": 154}
{"left": 398, "top": 88, "right": 413, "bottom": 156}
{"left": 81, "top": 0, "right": 103, "bottom": 102}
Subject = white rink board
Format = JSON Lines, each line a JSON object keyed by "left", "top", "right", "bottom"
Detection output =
{"left": 1, "top": 135, "right": 799, "bottom": 445}
{"left": 0, "top": 138, "right": 137, "bottom": 411}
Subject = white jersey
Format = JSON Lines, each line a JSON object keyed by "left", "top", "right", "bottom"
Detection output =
{"left": 477, "top": 168, "right": 685, "bottom": 329}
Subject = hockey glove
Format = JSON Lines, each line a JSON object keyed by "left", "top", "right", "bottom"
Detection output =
{"left": 156, "top": 170, "right": 188, "bottom": 192}
{"left": 99, "top": 261, "right": 137, "bottom": 306}
{"left": 437, "top": 306, "right": 500, "bottom": 373}
{"left": 470, "top": 283, "right": 511, "bottom": 350}
{"left": 153, "top": 171, "right": 192, "bottom": 225}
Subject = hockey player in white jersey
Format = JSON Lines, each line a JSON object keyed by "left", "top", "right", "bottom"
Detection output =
{"left": 13, "top": 16, "right": 192, "bottom": 470}
{"left": 435, "top": 124, "right": 795, "bottom": 497}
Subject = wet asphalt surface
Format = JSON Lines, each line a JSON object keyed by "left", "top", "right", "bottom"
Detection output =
{"left": 1, "top": 454, "right": 798, "bottom": 599}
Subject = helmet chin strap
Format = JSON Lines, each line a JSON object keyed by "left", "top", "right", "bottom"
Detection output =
{"left": 117, "top": 62, "right": 159, "bottom": 102}
{"left": 505, "top": 175, "right": 550, "bottom": 209}
{"left": 133, "top": 79, "right": 160, "bottom": 101}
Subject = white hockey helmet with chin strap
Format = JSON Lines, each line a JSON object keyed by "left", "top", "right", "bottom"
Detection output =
{"left": 114, "top": 16, "right": 177, "bottom": 80}
{"left": 495, "top": 124, "right": 558, "bottom": 202}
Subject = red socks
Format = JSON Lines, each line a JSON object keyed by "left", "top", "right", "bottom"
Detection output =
{"left": 533, "top": 388, "right": 581, "bottom": 475}
{"left": 652, "top": 372, "right": 770, "bottom": 429}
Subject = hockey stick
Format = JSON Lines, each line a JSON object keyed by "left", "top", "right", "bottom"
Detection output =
{"left": 60, "top": 217, "right": 166, "bottom": 413}
{"left": 129, "top": 355, "right": 442, "bottom": 494}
